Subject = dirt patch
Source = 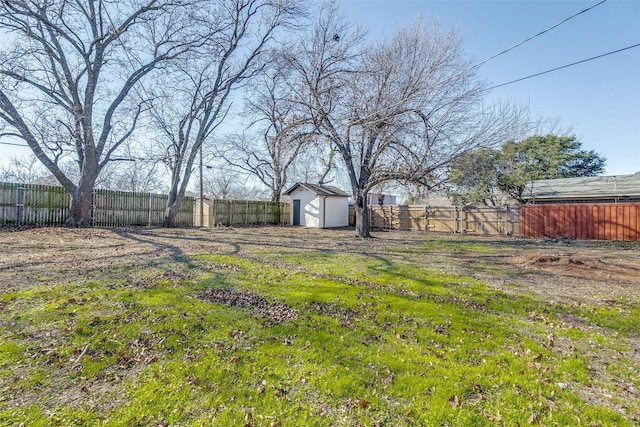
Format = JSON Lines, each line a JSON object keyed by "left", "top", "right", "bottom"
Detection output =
{"left": 1, "top": 226, "right": 639, "bottom": 420}
{"left": 515, "top": 252, "right": 640, "bottom": 284}
{"left": 199, "top": 288, "right": 298, "bottom": 323}
{"left": 482, "top": 246, "right": 640, "bottom": 310}
{"left": 2, "top": 226, "right": 639, "bottom": 305}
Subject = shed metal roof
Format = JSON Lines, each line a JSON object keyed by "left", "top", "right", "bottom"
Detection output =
{"left": 523, "top": 172, "right": 640, "bottom": 201}
{"left": 283, "top": 183, "right": 350, "bottom": 197}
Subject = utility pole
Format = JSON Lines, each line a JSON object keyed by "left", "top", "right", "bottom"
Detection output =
{"left": 199, "top": 146, "right": 204, "bottom": 226}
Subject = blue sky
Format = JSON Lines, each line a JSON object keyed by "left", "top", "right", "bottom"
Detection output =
{"left": 338, "top": 0, "right": 639, "bottom": 176}
{"left": 2, "top": 0, "right": 637, "bottom": 178}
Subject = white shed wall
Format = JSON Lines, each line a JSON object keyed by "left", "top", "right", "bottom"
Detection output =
{"left": 289, "top": 188, "right": 318, "bottom": 227}
{"left": 322, "top": 197, "right": 349, "bottom": 228}
{"left": 289, "top": 187, "right": 349, "bottom": 228}
{"left": 305, "top": 197, "right": 321, "bottom": 228}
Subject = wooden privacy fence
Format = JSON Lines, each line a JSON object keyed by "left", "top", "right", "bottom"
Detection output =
{"left": 521, "top": 203, "right": 640, "bottom": 241}
{"left": 0, "top": 182, "right": 193, "bottom": 227}
{"left": 92, "top": 189, "right": 193, "bottom": 227}
{"left": 0, "top": 182, "right": 70, "bottom": 226}
{"left": 196, "top": 199, "right": 290, "bottom": 227}
{"left": 349, "top": 205, "right": 519, "bottom": 235}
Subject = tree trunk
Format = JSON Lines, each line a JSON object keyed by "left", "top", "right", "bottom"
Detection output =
{"left": 353, "top": 191, "right": 371, "bottom": 238}
{"left": 164, "top": 189, "right": 181, "bottom": 228}
{"left": 271, "top": 201, "right": 281, "bottom": 224}
{"left": 64, "top": 174, "right": 97, "bottom": 227}
{"left": 270, "top": 192, "right": 281, "bottom": 203}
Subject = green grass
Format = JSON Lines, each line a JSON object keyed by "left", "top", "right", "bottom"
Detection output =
{"left": 394, "top": 237, "right": 499, "bottom": 254}
{"left": 0, "top": 237, "right": 638, "bottom": 426}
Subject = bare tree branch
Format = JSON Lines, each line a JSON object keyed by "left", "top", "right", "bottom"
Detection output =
{"left": 0, "top": 0, "right": 199, "bottom": 225}
{"left": 144, "top": 0, "right": 306, "bottom": 226}
{"left": 285, "top": 4, "right": 527, "bottom": 237}
{"left": 217, "top": 53, "right": 319, "bottom": 202}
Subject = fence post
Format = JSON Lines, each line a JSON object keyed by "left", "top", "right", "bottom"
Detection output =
{"left": 16, "top": 185, "right": 24, "bottom": 226}
{"left": 424, "top": 205, "right": 428, "bottom": 233}
{"left": 451, "top": 206, "right": 455, "bottom": 233}
{"left": 90, "top": 189, "right": 96, "bottom": 226}
{"left": 245, "top": 199, "right": 249, "bottom": 225}
{"left": 284, "top": 202, "right": 288, "bottom": 225}
{"left": 463, "top": 206, "right": 468, "bottom": 233}
{"left": 147, "top": 193, "right": 152, "bottom": 227}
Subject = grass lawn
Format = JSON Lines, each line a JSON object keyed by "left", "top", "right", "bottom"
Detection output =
{"left": 0, "top": 227, "right": 638, "bottom": 426}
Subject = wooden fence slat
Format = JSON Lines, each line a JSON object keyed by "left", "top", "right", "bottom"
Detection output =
{"left": 196, "top": 199, "right": 287, "bottom": 227}
{"left": 631, "top": 208, "right": 636, "bottom": 241}
{"left": 0, "top": 182, "right": 194, "bottom": 227}
{"left": 354, "top": 205, "right": 520, "bottom": 236}
{"left": 520, "top": 203, "right": 640, "bottom": 241}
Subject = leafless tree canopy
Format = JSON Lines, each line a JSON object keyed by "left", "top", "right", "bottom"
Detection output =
{"left": 0, "top": 155, "right": 47, "bottom": 184}
{"left": 284, "top": 3, "right": 526, "bottom": 237}
{"left": 0, "top": 0, "right": 529, "bottom": 233}
{"left": 216, "top": 54, "right": 320, "bottom": 203}
{"left": 0, "top": 0, "right": 196, "bottom": 225}
{"left": 98, "top": 141, "right": 167, "bottom": 193}
{"left": 202, "top": 168, "right": 262, "bottom": 200}
{"left": 145, "top": 0, "right": 306, "bottom": 226}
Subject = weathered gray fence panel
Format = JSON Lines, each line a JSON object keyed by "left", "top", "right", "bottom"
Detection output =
{"left": 0, "top": 182, "right": 193, "bottom": 227}
{"left": 201, "top": 199, "right": 289, "bottom": 227}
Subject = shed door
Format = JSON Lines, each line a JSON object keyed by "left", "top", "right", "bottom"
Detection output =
{"left": 292, "top": 199, "right": 301, "bottom": 226}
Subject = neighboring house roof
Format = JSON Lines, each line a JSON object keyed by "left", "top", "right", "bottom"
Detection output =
{"left": 283, "top": 183, "right": 350, "bottom": 197}
{"left": 523, "top": 171, "right": 640, "bottom": 202}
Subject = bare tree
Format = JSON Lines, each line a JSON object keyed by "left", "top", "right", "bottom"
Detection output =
{"left": 202, "top": 167, "right": 262, "bottom": 200}
{"left": 146, "top": 0, "right": 305, "bottom": 227}
{"left": 286, "top": 4, "right": 525, "bottom": 237}
{"left": 0, "top": 0, "right": 196, "bottom": 226}
{"left": 0, "top": 154, "right": 47, "bottom": 184}
{"left": 217, "top": 57, "right": 318, "bottom": 202}
{"left": 289, "top": 142, "right": 338, "bottom": 185}
{"left": 107, "top": 161, "right": 165, "bottom": 193}
{"left": 98, "top": 142, "right": 166, "bottom": 193}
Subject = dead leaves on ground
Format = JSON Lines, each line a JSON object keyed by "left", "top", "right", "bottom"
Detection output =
{"left": 199, "top": 288, "right": 298, "bottom": 323}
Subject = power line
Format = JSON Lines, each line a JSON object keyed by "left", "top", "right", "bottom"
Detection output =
{"left": 425, "top": 0, "right": 610, "bottom": 105}
{"left": 473, "top": 0, "right": 608, "bottom": 70}
{"left": 0, "top": 141, "right": 30, "bottom": 147}
{"left": 489, "top": 42, "right": 640, "bottom": 90}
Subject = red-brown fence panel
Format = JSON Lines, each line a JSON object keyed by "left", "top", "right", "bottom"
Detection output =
{"left": 520, "top": 203, "right": 640, "bottom": 241}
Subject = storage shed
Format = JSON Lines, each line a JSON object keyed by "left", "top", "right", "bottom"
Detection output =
{"left": 283, "top": 183, "right": 350, "bottom": 228}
